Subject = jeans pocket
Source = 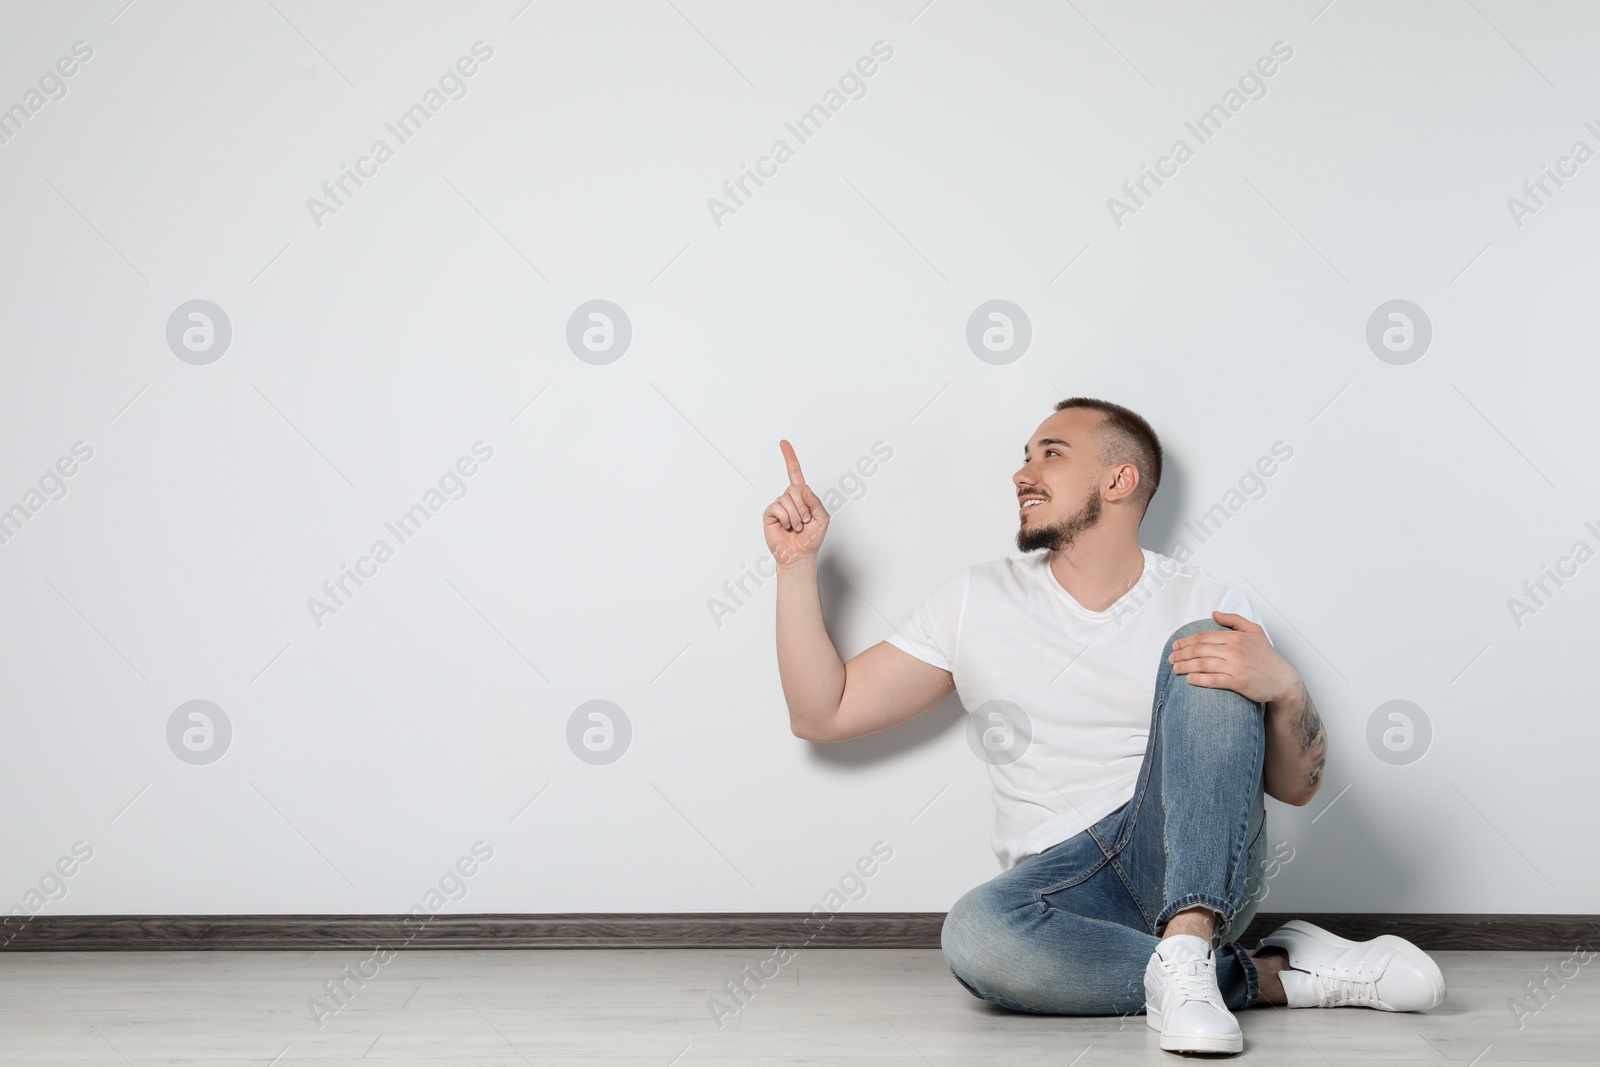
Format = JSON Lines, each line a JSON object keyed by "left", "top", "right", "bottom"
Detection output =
{"left": 1031, "top": 830, "right": 1115, "bottom": 901}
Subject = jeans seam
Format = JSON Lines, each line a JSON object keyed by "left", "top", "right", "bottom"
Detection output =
{"left": 1219, "top": 709, "right": 1268, "bottom": 936}
{"left": 1151, "top": 662, "right": 1265, "bottom": 942}
{"left": 1115, "top": 691, "right": 1163, "bottom": 856}
{"left": 1229, "top": 816, "right": 1268, "bottom": 935}
{"left": 1031, "top": 848, "right": 1111, "bottom": 903}
{"left": 1104, "top": 852, "right": 1156, "bottom": 933}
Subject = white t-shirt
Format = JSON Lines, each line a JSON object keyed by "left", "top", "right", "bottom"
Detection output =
{"left": 885, "top": 547, "right": 1270, "bottom": 871}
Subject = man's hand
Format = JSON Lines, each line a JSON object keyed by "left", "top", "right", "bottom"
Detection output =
{"left": 764, "top": 440, "right": 831, "bottom": 566}
{"left": 1167, "top": 610, "right": 1298, "bottom": 705}
{"left": 1172, "top": 609, "right": 1327, "bottom": 805}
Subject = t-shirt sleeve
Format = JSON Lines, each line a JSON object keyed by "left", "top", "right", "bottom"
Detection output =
{"left": 1216, "top": 583, "right": 1272, "bottom": 646}
{"left": 883, "top": 567, "right": 968, "bottom": 673}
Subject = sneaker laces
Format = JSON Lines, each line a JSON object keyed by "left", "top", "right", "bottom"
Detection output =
{"left": 1308, "top": 961, "right": 1383, "bottom": 1008}
{"left": 1156, "top": 956, "right": 1226, "bottom": 1008}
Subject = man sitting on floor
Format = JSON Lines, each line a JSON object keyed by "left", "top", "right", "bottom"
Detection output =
{"left": 769, "top": 397, "right": 1445, "bottom": 1056}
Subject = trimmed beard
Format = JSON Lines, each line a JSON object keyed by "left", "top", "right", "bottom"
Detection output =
{"left": 1016, "top": 483, "right": 1102, "bottom": 554}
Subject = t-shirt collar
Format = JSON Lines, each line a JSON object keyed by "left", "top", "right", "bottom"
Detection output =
{"left": 1037, "top": 547, "right": 1151, "bottom": 620}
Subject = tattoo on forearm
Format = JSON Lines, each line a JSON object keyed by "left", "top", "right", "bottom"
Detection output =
{"left": 1306, "top": 753, "right": 1326, "bottom": 791}
{"left": 1293, "top": 684, "right": 1327, "bottom": 791}
{"left": 1295, "top": 692, "right": 1322, "bottom": 748}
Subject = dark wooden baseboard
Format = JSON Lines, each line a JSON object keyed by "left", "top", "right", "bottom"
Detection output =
{"left": 3, "top": 912, "right": 1595, "bottom": 952}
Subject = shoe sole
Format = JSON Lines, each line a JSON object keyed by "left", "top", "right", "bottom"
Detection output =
{"left": 1147, "top": 1008, "right": 1243, "bottom": 1054}
{"left": 1269, "top": 919, "right": 1447, "bottom": 1010}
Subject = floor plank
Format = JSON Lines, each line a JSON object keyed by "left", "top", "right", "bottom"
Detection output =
{"left": 0, "top": 948, "right": 1593, "bottom": 1063}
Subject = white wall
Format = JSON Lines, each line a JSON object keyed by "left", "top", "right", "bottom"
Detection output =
{"left": 2, "top": 0, "right": 1595, "bottom": 920}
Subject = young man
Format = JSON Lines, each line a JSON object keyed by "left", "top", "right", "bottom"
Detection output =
{"left": 769, "top": 398, "right": 1446, "bottom": 1055}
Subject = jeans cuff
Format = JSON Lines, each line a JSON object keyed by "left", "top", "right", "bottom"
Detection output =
{"left": 1154, "top": 892, "right": 1236, "bottom": 943}
{"left": 1229, "top": 937, "right": 1263, "bottom": 1008}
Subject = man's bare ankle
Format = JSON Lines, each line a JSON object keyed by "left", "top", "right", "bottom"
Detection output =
{"left": 1251, "top": 946, "right": 1291, "bottom": 1005}
{"left": 1162, "top": 906, "right": 1219, "bottom": 944}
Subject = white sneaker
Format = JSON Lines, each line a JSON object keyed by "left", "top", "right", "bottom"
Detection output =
{"left": 1144, "top": 934, "right": 1243, "bottom": 1054}
{"left": 1256, "top": 919, "right": 1447, "bottom": 1011}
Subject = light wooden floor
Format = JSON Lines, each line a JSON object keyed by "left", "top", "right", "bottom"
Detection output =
{"left": 0, "top": 947, "right": 1594, "bottom": 1064}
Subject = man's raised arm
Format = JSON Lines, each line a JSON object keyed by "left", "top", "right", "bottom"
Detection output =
{"left": 768, "top": 440, "right": 954, "bottom": 743}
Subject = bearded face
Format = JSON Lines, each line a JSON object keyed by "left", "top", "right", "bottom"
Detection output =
{"left": 1016, "top": 477, "right": 1103, "bottom": 554}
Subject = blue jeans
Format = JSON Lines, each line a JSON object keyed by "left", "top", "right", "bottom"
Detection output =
{"left": 941, "top": 618, "right": 1270, "bottom": 1014}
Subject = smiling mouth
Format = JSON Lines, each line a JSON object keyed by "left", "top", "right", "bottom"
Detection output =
{"left": 1019, "top": 497, "right": 1046, "bottom": 513}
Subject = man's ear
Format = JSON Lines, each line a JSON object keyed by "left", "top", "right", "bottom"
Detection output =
{"left": 1107, "top": 463, "right": 1140, "bottom": 502}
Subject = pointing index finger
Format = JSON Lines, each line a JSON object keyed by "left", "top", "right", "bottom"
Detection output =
{"left": 779, "top": 439, "right": 806, "bottom": 487}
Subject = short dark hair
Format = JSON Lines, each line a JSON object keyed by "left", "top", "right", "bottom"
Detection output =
{"left": 1052, "top": 397, "right": 1162, "bottom": 515}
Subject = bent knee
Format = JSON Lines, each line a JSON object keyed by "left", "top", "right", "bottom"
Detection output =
{"left": 1164, "top": 617, "right": 1225, "bottom": 652}
{"left": 940, "top": 884, "right": 996, "bottom": 971}
{"left": 941, "top": 893, "right": 1129, "bottom": 1014}
{"left": 941, "top": 882, "right": 1026, "bottom": 985}
{"left": 1162, "top": 618, "right": 1262, "bottom": 712}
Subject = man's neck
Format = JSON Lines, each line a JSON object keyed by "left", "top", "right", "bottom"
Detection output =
{"left": 1048, "top": 536, "right": 1147, "bottom": 613}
